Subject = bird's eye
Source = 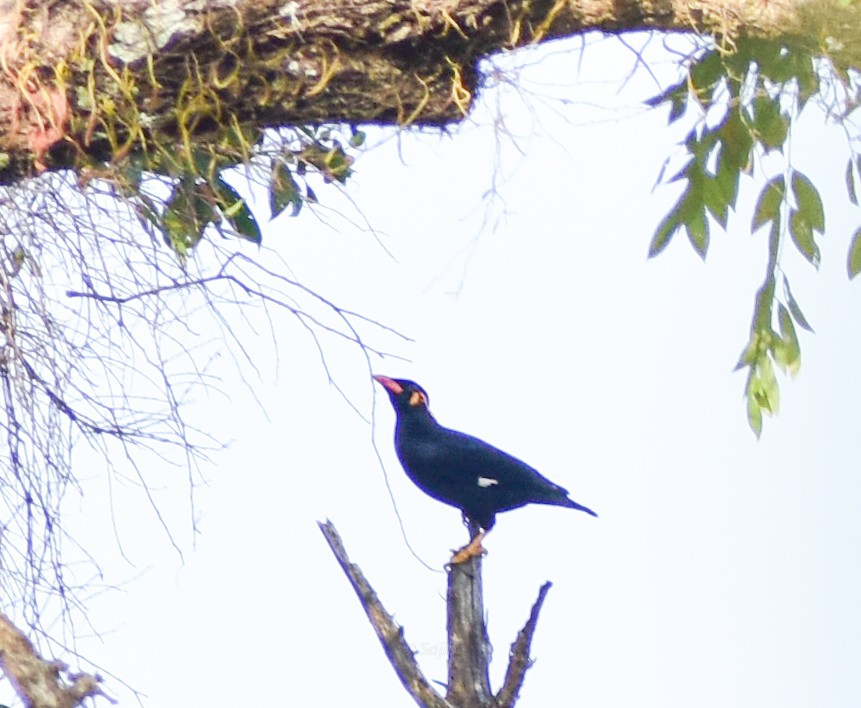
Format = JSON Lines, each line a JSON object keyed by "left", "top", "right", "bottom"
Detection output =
{"left": 408, "top": 391, "right": 427, "bottom": 407}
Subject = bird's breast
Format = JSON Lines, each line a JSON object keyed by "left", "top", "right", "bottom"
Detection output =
{"left": 395, "top": 433, "right": 442, "bottom": 470}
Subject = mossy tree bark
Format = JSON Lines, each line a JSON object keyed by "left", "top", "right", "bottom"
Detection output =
{"left": 0, "top": 0, "right": 857, "bottom": 181}
{"left": 0, "top": 0, "right": 858, "bottom": 703}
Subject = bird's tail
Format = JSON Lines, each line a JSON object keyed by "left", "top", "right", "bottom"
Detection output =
{"left": 560, "top": 497, "right": 598, "bottom": 517}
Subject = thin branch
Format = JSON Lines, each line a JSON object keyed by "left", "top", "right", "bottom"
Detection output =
{"left": 495, "top": 581, "right": 553, "bottom": 708}
{"left": 318, "top": 520, "right": 452, "bottom": 708}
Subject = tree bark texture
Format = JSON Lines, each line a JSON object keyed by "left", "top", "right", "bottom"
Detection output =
{"left": 0, "top": 611, "right": 113, "bottom": 708}
{"left": 320, "top": 520, "right": 551, "bottom": 708}
{"left": 0, "top": 0, "right": 857, "bottom": 181}
{"left": 319, "top": 520, "right": 451, "bottom": 708}
{"left": 446, "top": 519, "right": 495, "bottom": 707}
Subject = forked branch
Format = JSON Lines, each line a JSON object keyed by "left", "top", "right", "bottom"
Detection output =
{"left": 321, "top": 520, "right": 552, "bottom": 708}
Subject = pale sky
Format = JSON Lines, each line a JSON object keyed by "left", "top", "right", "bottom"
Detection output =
{"left": 6, "top": 34, "right": 861, "bottom": 707}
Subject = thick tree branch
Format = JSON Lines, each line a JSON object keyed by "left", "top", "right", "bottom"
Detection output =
{"left": 318, "top": 520, "right": 452, "bottom": 708}
{"left": 0, "top": 0, "right": 856, "bottom": 180}
{"left": 0, "top": 610, "right": 114, "bottom": 708}
{"left": 445, "top": 521, "right": 494, "bottom": 707}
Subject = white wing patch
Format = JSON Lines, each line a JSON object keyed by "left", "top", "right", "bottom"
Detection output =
{"left": 477, "top": 476, "right": 499, "bottom": 488}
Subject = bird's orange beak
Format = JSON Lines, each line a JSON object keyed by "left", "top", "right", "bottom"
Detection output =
{"left": 373, "top": 375, "right": 404, "bottom": 395}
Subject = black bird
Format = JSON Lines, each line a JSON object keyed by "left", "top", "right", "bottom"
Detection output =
{"left": 374, "top": 375, "right": 597, "bottom": 563}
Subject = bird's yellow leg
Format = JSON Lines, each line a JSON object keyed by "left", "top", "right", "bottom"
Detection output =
{"left": 450, "top": 530, "right": 488, "bottom": 564}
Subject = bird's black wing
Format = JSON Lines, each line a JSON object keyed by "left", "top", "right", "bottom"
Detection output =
{"left": 431, "top": 427, "right": 575, "bottom": 508}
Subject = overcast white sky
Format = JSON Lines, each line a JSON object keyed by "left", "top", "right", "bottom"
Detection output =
{"left": 7, "top": 33, "right": 861, "bottom": 708}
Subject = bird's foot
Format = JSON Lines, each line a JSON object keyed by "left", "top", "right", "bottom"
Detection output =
{"left": 449, "top": 531, "right": 487, "bottom": 565}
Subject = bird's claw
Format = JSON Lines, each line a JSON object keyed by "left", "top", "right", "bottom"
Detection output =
{"left": 449, "top": 544, "right": 486, "bottom": 565}
{"left": 449, "top": 532, "right": 487, "bottom": 565}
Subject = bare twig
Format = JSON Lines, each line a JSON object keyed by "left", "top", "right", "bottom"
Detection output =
{"left": 0, "top": 167, "right": 407, "bottom": 658}
{"left": 496, "top": 581, "right": 552, "bottom": 708}
{"left": 318, "top": 520, "right": 452, "bottom": 708}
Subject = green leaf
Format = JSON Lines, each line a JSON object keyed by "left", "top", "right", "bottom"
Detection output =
{"left": 740, "top": 39, "right": 781, "bottom": 81}
{"left": 270, "top": 161, "right": 303, "bottom": 219}
{"left": 789, "top": 209, "right": 820, "bottom": 267}
{"left": 848, "top": 226, "right": 861, "bottom": 279}
{"left": 212, "top": 178, "right": 241, "bottom": 209}
{"left": 214, "top": 178, "right": 262, "bottom": 244}
{"left": 686, "top": 208, "right": 710, "bottom": 259}
{"left": 717, "top": 109, "right": 753, "bottom": 174}
{"left": 702, "top": 175, "right": 728, "bottom": 228}
{"left": 715, "top": 146, "right": 741, "bottom": 207}
{"left": 162, "top": 181, "right": 213, "bottom": 258}
{"left": 645, "top": 82, "right": 688, "bottom": 124}
{"left": 667, "top": 94, "right": 687, "bottom": 123}
{"left": 847, "top": 160, "right": 858, "bottom": 206}
{"left": 753, "top": 275, "right": 776, "bottom": 331}
{"left": 776, "top": 304, "right": 800, "bottom": 376}
{"left": 644, "top": 81, "right": 683, "bottom": 108}
{"left": 746, "top": 379, "right": 763, "bottom": 438}
{"left": 134, "top": 194, "right": 161, "bottom": 236}
{"left": 752, "top": 176, "right": 785, "bottom": 231}
{"left": 752, "top": 95, "right": 788, "bottom": 150}
{"left": 690, "top": 50, "right": 723, "bottom": 86}
{"left": 783, "top": 51, "right": 819, "bottom": 104}
{"left": 791, "top": 172, "right": 825, "bottom": 233}
{"left": 759, "top": 45, "right": 792, "bottom": 82}
{"left": 668, "top": 157, "right": 694, "bottom": 184}
{"left": 649, "top": 209, "right": 681, "bottom": 257}
{"left": 686, "top": 128, "right": 720, "bottom": 162}
{"left": 735, "top": 333, "right": 759, "bottom": 371}
{"left": 757, "top": 353, "right": 780, "bottom": 414}
{"left": 689, "top": 50, "right": 725, "bottom": 104}
{"left": 782, "top": 275, "right": 814, "bottom": 332}
{"left": 677, "top": 184, "right": 705, "bottom": 226}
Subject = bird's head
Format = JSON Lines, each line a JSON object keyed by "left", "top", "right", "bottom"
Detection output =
{"left": 373, "top": 376, "right": 432, "bottom": 417}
